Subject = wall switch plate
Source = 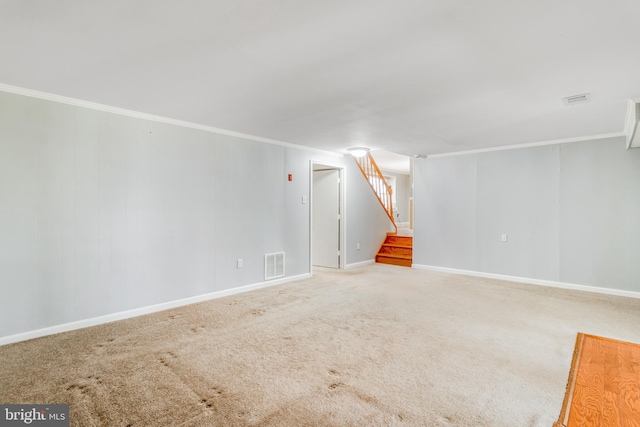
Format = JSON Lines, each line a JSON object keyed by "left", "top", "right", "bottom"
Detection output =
{"left": 237, "top": 259, "right": 243, "bottom": 268}
{"left": 302, "top": 195, "right": 307, "bottom": 204}
{"left": 501, "top": 234, "right": 508, "bottom": 242}
{"left": 356, "top": 243, "right": 360, "bottom": 250}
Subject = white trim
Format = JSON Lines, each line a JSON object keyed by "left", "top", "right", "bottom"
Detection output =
{"left": 0, "top": 273, "right": 311, "bottom": 346}
{"left": 425, "top": 132, "right": 625, "bottom": 158}
{"left": 412, "top": 264, "right": 640, "bottom": 299}
{"left": 624, "top": 98, "right": 640, "bottom": 149}
{"left": 0, "top": 83, "right": 340, "bottom": 158}
{"left": 345, "top": 259, "right": 376, "bottom": 269}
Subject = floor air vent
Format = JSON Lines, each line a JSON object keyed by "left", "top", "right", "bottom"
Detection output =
{"left": 265, "top": 252, "right": 285, "bottom": 280}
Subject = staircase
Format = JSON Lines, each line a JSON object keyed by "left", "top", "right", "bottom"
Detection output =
{"left": 376, "top": 232, "right": 413, "bottom": 267}
{"left": 351, "top": 151, "right": 397, "bottom": 233}
{"left": 351, "top": 151, "right": 412, "bottom": 267}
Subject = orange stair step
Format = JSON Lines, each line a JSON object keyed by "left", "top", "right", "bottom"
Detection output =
{"left": 376, "top": 254, "right": 412, "bottom": 267}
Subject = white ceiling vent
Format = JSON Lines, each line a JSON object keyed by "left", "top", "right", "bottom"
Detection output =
{"left": 562, "top": 93, "right": 591, "bottom": 106}
{"left": 265, "top": 252, "right": 285, "bottom": 280}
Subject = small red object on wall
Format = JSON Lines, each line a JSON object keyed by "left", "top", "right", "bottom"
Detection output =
{"left": 288, "top": 174, "right": 293, "bottom": 181}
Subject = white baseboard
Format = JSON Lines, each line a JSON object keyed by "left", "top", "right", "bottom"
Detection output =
{"left": 412, "top": 264, "right": 640, "bottom": 300}
{"left": 0, "top": 273, "right": 311, "bottom": 347}
{"left": 345, "top": 259, "right": 376, "bottom": 270}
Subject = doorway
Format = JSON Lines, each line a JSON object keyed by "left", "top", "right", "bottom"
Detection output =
{"left": 311, "top": 163, "right": 343, "bottom": 269}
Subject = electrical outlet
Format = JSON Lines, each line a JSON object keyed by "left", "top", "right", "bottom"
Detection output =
{"left": 237, "top": 259, "right": 243, "bottom": 268}
{"left": 501, "top": 234, "right": 508, "bottom": 242}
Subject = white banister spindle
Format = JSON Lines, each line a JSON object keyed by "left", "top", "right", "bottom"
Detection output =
{"left": 352, "top": 152, "right": 396, "bottom": 232}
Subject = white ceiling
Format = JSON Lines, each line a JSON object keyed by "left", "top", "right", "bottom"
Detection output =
{"left": 1, "top": 0, "right": 639, "bottom": 156}
{"left": 371, "top": 150, "right": 411, "bottom": 175}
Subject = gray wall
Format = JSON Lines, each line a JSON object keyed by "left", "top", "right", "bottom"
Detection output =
{"left": 0, "top": 91, "right": 384, "bottom": 339}
{"left": 413, "top": 136, "right": 640, "bottom": 292}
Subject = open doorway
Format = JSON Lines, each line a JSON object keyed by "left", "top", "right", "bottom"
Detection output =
{"left": 370, "top": 150, "right": 412, "bottom": 233}
{"left": 311, "top": 162, "right": 344, "bottom": 269}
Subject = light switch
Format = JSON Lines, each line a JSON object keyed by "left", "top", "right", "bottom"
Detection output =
{"left": 501, "top": 234, "right": 508, "bottom": 242}
{"left": 302, "top": 195, "right": 307, "bottom": 204}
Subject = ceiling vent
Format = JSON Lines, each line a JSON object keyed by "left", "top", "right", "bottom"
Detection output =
{"left": 562, "top": 93, "right": 591, "bottom": 106}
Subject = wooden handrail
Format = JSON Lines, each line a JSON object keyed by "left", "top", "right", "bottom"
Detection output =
{"left": 352, "top": 152, "right": 397, "bottom": 232}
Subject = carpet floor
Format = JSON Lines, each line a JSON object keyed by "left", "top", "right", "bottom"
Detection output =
{"left": 1, "top": 264, "right": 639, "bottom": 426}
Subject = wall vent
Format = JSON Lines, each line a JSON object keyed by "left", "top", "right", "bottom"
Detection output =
{"left": 265, "top": 252, "right": 285, "bottom": 280}
{"left": 562, "top": 93, "right": 591, "bottom": 106}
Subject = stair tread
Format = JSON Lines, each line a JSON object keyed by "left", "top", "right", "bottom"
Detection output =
{"left": 382, "top": 243, "right": 412, "bottom": 248}
{"left": 376, "top": 257, "right": 412, "bottom": 267}
{"left": 376, "top": 253, "right": 412, "bottom": 260}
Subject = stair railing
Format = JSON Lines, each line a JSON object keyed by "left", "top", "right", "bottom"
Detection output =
{"left": 352, "top": 152, "right": 397, "bottom": 232}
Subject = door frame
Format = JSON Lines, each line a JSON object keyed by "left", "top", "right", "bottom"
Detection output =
{"left": 310, "top": 160, "right": 346, "bottom": 272}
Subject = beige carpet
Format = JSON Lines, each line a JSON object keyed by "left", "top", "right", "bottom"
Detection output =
{"left": 1, "top": 265, "right": 639, "bottom": 426}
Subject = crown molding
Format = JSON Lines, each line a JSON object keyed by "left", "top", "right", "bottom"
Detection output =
{"left": 425, "top": 132, "right": 626, "bottom": 159}
{"left": 0, "top": 83, "right": 341, "bottom": 157}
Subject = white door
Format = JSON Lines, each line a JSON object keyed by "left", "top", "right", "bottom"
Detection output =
{"left": 312, "top": 169, "right": 340, "bottom": 268}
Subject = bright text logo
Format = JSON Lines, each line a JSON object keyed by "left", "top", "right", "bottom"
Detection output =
{"left": 0, "top": 405, "right": 68, "bottom": 426}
